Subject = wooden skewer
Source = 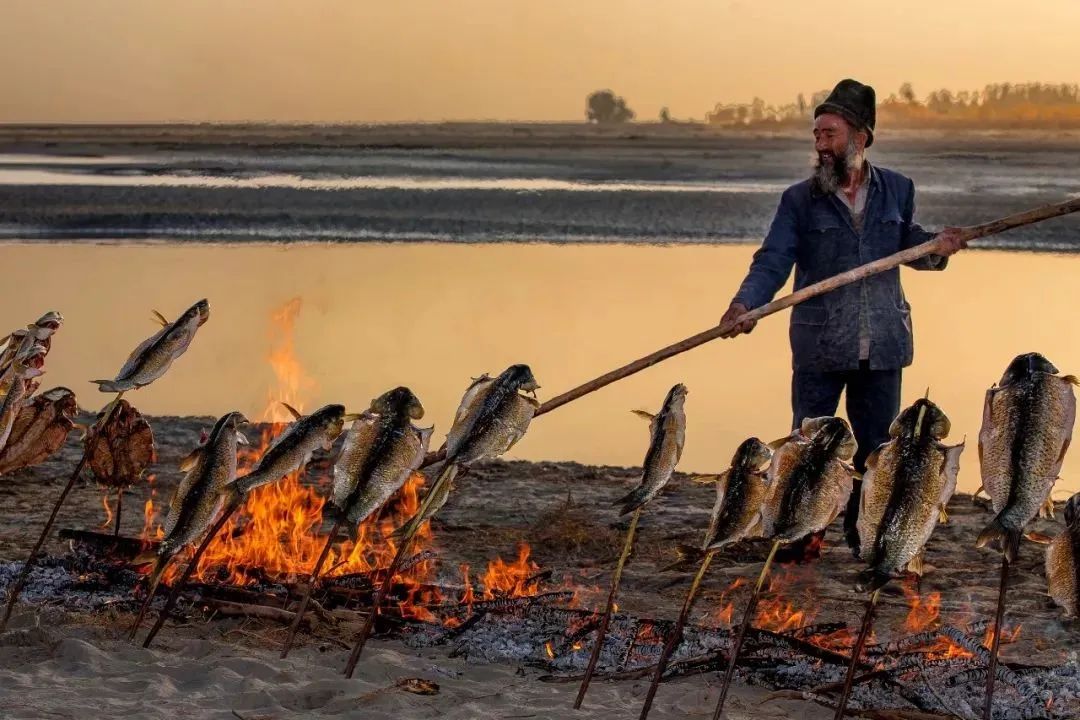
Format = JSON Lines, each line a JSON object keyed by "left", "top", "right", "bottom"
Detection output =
{"left": 280, "top": 519, "right": 343, "bottom": 658}
{"left": 713, "top": 539, "right": 781, "bottom": 720}
{"left": 573, "top": 507, "right": 642, "bottom": 709}
{"left": 983, "top": 554, "right": 1011, "bottom": 720}
{"left": 638, "top": 549, "right": 716, "bottom": 720}
{"left": 832, "top": 588, "right": 882, "bottom": 720}
{"left": 113, "top": 487, "right": 124, "bottom": 538}
{"left": 0, "top": 392, "right": 125, "bottom": 632}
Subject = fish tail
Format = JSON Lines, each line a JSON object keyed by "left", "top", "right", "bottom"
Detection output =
{"left": 391, "top": 463, "right": 458, "bottom": 541}
{"left": 855, "top": 567, "right": 892, "bottom": 593}
{"left": 976, "top": 516, "right": 1022, "bottom": 563}
{"left": 91, "top": 380, "right": 125, "bottom": 393}
{"left": 613, "top": 486, "right": 650, "bottom": 516}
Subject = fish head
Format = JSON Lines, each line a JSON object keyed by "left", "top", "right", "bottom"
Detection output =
{"left": 370, "top": 386, "right": 426, "bottom": 420}
{"left": 41, "top": 387, "right": 78, "bottom": 414}
{"left": 502, "top": 364, "right": 540, "bottom": 395}
{"left": 890, "top": 398, "right": 951, "bottom": 441}
{"left": 1000, "top": 352, "right": 1058, "bottom": 386}
{"left": 33, "top": 311, "right": 63, "bottom": 333}
{"left": 663, "top": 383, "right": 689, "bottom": 409}
{"left": 314, "top": 403, "right": 349, "bottom": 440}
{"left": 734, "top": 436, "right": 772, "bottom": 470}
{"left": 178, "top": 298, "right": 211, "bottom": 327}
{"left": 1065, "top": 492, "right": 1080, "bottom": 530}
{"left": 805, "top": 416, "right": 856, "bottom": 460}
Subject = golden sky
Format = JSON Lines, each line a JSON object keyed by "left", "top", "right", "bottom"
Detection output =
{"left": 2, "top": 0, "right": 1078, "bottom": 123}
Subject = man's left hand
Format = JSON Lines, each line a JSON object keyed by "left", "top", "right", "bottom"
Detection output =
{"left": 935, "top": 226, "right": 968, "bottom": 256}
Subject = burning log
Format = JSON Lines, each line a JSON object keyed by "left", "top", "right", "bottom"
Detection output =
{"left": 203, "top": 598, "right": 310, "bottom": 626}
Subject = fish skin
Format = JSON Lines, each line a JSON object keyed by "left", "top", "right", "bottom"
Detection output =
{"left": 856, "top": 398, "right": 964, "bottom": 592}
{"left": 1045, "top": 492, "right": 1080, "bottom": 617}
{"left": 702, "top": 437, "right": 772, "bottom": 552}
{"left": 396, "top": 364, "right": 539, "bottom": 537}
{"left": 614, "top": 383, "right": 688, "bottom": 516}
{"left": 91, "top": 299, "right": 210, "bottom": 393}
{"left": 228, "top": 403, "right": 349, "bottom": 500}
{"left": 331, "top": 387, "right": 433, "bottom": 530}
{"left": 0, "top": 358, "right": 45, "bottom": 454}
{"left": 760, "top": 416, "right": 856, "bottom": 543}
{"left": 0, "top": 387, "right": 77, "bottom": 475}
{"left": 976, "top": 352, "right": 1076, "bottom": 562}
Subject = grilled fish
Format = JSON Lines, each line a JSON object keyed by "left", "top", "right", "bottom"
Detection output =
{"left": 760, "top": 416, "right": 857, "bottom": 542}
{"left": 977, "top": 352, "right": 1077, "bottom": 562}
{"left": 331, "top": 387, "right": 433, "bottom": 534}
{"left": 93, "top": 299, "right": 210, "bottom": 393}
{"left": 701, "top": 437, "right": 772, "bottom": 551}
{"left": 130, "top": 411, "right": 248, "bottom": 636}
{"left": 224, "top": 403, "right": 351, "bottom": 502}
{"left": 0, "top": 357, "right": 45, "bottom": 454}
{"left": 1045, "top": 492, "right": 1080, "bottom": 617}
{"left": 614, "top": 383, "right": 688, "bottom": 515}
{"left": 0, "top": 387, "right": 77, "bottom": 475}
{"left": 396, "top": 364, "right": 539, "bottom": 538}
{"left": 855, "top": 398, "right": 964, "bottom": 592}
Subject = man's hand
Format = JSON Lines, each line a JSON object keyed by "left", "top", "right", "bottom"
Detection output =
{"left": 719, "top": 302, "right": 756, "bottom": 338}
{"left": 935, "top": 226, "right": 968, "bottom": 256}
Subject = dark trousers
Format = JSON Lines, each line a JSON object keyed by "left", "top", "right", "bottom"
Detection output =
{"left": 790, "top": 361, "right": 902, "bottom": 555}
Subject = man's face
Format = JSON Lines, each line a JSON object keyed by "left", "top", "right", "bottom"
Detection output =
{"left": 811, "top": 113, "right": 865, "bottom": 193}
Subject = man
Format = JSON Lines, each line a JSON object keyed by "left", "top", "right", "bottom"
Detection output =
{"left": 718, "top": 78, "right": 967, "bottom": 555}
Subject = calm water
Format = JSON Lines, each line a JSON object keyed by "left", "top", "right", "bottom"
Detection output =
{"left": 1, "top": 242, "right": 1077, "bottom": 496}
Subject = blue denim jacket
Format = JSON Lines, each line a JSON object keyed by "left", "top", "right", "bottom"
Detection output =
{"left": 733, "top": 165, "right": 947, "bottom": 373}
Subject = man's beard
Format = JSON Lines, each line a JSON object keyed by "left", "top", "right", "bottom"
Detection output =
{"left": 811, "top": 137, "right": 861, "bottom": 195}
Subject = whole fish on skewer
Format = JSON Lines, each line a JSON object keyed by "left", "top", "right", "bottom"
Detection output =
{"left": 0, "top": 311, "right": 62, "bottom": 383}
{"left": 0, "top": 353, "right": 46, "bottom": 455}
{"left": 346, "top": 364, "right": 540, "bottom": 678}
{"left": 577, "top": 383, "right": 687, "bottom": 710}
{"left": 976, "top": 352, "right": 1076, "bottom": 561}
{"left": 713, "top": 416, "right": 856, "bottom": 719}
{"left": 395, "top": 364, "right": 540, "bottom": 540}
{"left": 638, "top": 436, "right": 769, "bottom": 720}
{"left": 280, "top": 387, "right": 432, "bottom": 658}
{"left": 128, "top": 411, "right": 249, "bottom": 638}
{"left": 855, "top": 396, "right": 964, "bottom": 592}
{"left": 1046, "top": 492, "right": 1080, "bottom": 618}
{"left": 92, "top": 299, "right": 210, "bottom": 393}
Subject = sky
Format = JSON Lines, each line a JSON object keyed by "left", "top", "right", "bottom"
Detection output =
{"left": 2, "top": 0, "right": 1079, "bottom": 123}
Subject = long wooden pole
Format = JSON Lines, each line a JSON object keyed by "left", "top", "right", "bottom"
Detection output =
{"left": 832, "top": 589, "right": 882, "bottom": 720}
{"left": 415, "top": 196, "right": 1080, "bottom": 471}
{"left": 983, "top": 555, "right": 1011, "bottom": 720}
{"left": 280, "top": 519, "right": 342, "bottom": 659}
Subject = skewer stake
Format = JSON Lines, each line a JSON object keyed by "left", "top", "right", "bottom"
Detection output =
{"left": 983, "top": 554, "right": 1010, "bottom": 720}
{"left": 832, "top": 588, "right": 881, "bottom": 720}
{"left": 280, "top": 519, "right": 343, "bottom": 658}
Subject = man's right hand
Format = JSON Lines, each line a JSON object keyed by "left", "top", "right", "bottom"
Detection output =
{"left": 719, "top": 302, "right": 756, "bottom": 338}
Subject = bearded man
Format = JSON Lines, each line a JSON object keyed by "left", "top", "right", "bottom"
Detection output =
{"left": 719, "top": 78, "right": 968, "bottom": 555}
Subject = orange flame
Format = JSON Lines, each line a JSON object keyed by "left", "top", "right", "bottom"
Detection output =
{"left": 902, "top": 582, "right": 941, "bottom": 633}
{"left": 100, "top": 494, "right": 113, "bottom": 530}
{"left": 544, "top": 641, "right": 555, "bottom": 659}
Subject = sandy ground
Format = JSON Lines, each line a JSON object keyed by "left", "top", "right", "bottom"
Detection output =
{"left": 1, "top": 416, "right": 1078, "bottom": 719}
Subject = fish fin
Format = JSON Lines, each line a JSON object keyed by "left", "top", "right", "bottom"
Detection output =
{"left": 1062, "top": 374, "right": 1080, "bottom": 386}
{"left": 236, "top": 431, "right": 250, "bottom": 446}
{"left": 1023, "top": 531, "right": 1054, "bottom": 545}
{"left": 855, "top": 568, "right": 892, "bottom": 593}
{"left": 280, "top": 402, "right": 303, "bottom": 421}
{"left": 178, "top": 447, "right": 203, "bottom": 472}
{"left": 767, "top": 430, "right": 799, "bottom": 450}
{"left": 746, "top": 511, "right": 764, "bottom": 538}
{"left": 151, "top": 310, "right": 170, "bottom": 327}
{"left": 630, "top": 409, "right": 655, "bottom": 422}
{"left": 1040, "top": 496, "right": 1056, "bottom": 519}
{"left": 976, "top": 516, "right": 1022, "bottom": 563}
{"left": 691, "top": 474, "right": 725, "bottom": 487}
{"left": 906, "top": 551, "right": 925, "bottom": 577}
{"left": 91, "top": 380, "right": 125, "bottom": 394}
{"left": 939, "top": 506, "right": 949, "bottom": 523}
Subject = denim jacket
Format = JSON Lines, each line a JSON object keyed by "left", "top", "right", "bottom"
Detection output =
{"left": 732, "top": 165, "right": 947, "bottom": 373}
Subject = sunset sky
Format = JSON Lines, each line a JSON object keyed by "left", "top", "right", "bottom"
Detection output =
{"left": 3, "top": 0, "right": 1078, "bottom": 123}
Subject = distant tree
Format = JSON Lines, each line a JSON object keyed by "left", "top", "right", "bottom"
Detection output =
{"left": 899, "top": 82, "right": 917, "bottom": 104}
{"left": 796, "top": 93, "right": 807, "bottom": 116}
{"left": 586, "top": 90, "right": 635, "bottom": 123}
{"left": 659, "top": 106, "right": 672, "bottom": 123}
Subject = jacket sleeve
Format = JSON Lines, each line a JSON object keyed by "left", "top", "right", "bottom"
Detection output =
{"left": 732, "top": 189, "right": 800, "bottom": 310}
{"left": 901, "top": 178, "right": 948, "bottom": 271}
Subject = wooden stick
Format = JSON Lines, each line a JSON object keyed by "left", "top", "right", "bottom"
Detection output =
{"left": 833, "top": 589, "right": 882, "bottom": 720}
{"left": 712, "top": 539, "right": 781, "bottom": 720}
{"left": 113, "top": 487, "right": 123, "bottom": 538}
{"left": 280, "top": 518, "right": 342, "bottom": 658}
{"left": 638, "top": 549, "right": 715, "bottom": 720}
{"left": 141, "top": 496, "right": 240, "bottom": 648}
{"left": 573, "top": 507, "right": 642, "bottom": 709}
{"left": 0, "top": 392, "right": 125, "bottom": 632}
{"left": 983, "top": 555, "right": 1010, "bottom": 720}
{"left": 415, "top": 196, "right": 1080, "bottom": 471}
